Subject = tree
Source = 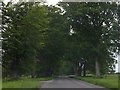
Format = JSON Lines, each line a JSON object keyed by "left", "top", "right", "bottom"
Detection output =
{"left": 2, "top": 2, "right": 49, "bottom": 78}
{"left": 2, "top": 2, "right": 119, "bottom": 79}
{"left": 36, "top": 5, "right": 67, "bottom": 76}
{"left": 59, "top": 2, "right": 119, "bottom": 77}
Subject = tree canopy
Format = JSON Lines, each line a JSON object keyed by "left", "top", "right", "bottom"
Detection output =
{"left": 2, "top": 2, "right": 120, "bottom": 78}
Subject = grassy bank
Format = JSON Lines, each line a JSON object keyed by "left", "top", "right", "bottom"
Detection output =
{"left": 75, "top": 74, "right": 118, "bottom": 89}
{"left": 2, "top": 77, "right": 52, "bottom": 88}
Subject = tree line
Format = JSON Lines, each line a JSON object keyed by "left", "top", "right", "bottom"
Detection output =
{"left": 2, "top": 2, "right": 120, "bottom": 79}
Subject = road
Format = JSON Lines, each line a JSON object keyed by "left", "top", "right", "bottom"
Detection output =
{"left": 40, "top": 76, "right": 110, "bottom": 89}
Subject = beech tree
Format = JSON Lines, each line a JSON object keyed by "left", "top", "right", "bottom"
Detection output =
{"left": 2, "top": 2, "right": 119, "bottom": 78}
{"left": 59, "top": 2, "right": 119, "bottom": 77}
{"left": 2, "top": 2, "right": 49, "bottom": 78}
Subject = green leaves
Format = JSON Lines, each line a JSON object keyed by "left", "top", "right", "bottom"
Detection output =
{"left": 59, "top": 2, "right": 119, "bottom": 75}
{"left": 2, "top": 2, "right": 49, "bottom": 77}
{"left": 2, "top": 2, "right": 119, "bottom": 78}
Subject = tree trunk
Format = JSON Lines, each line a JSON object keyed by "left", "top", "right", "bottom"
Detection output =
{"left": 83, "top": 63, "right": 86, "bottom": 77}
{"left": 31, "top": 73, "right": 36, "bottom": 78}
{"left": 95, "top": 59, "right": 100, "bottom": 77}
{"left": 78, "top": 67, "right": 82, "bottom": 76}
{"left": 10, "top": 71, "right": 20, "bottom": 80}
{"left": 78, "top": 62, "right": 82, "bottom": 76}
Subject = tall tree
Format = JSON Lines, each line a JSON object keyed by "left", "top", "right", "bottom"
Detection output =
{"left": 59, "top": 2, "right": 119, "bottom": 77}
{"left": 2, "top": 2, "right": 49, "bottom": 78}
{"left": 36, "top": 5, "right": 67, "bottom": 76}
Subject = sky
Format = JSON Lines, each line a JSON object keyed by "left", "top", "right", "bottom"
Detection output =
{"left": 3, "top": 0, "right": 120, "bottom": 72}
{"left": 46, "top": 0, "right": 61, "bottom": 5}
{"left": 3, "top": 0, "right": 61, "bottom": 5}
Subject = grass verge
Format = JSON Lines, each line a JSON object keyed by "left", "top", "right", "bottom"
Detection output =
{"left": 74, "top": 74, "right": 118, "bottom": 90}
{"left": 2, "top": 76, "right": 52, "bottom": 88}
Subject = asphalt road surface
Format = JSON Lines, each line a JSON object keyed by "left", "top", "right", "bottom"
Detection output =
{"left": 41, "top": 76, "right": 110, "bottom": 89}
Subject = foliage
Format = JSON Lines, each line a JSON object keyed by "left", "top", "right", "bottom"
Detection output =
{"left": 59, "top": 2, "right": 119, "bottom": 76}
{"left": 2, "top": 2, "right": 49, "bottom": 78}
{"left": 2, "top": 2, "right": 120, "bottom": 79}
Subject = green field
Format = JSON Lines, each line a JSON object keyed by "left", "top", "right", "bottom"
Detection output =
{"left": 75, "top": 74, "right": 119, "bottom": 89}
{"left": 2, "top": 77, "right": 52, "bottom": 88}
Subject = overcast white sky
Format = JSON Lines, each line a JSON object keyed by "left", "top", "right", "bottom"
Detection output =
{"left": 3, "top": 0, "right": 61, "bottom": 5}
{"left": 3, "top": 0, "right": 120, "bottom": 72}
{"left": 46, "top": 0, "right": 61, "bottom": 5}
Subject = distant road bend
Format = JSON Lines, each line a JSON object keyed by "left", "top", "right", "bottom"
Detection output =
{"left": 40, "top": 76, "right": 110, "bottom": 90}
